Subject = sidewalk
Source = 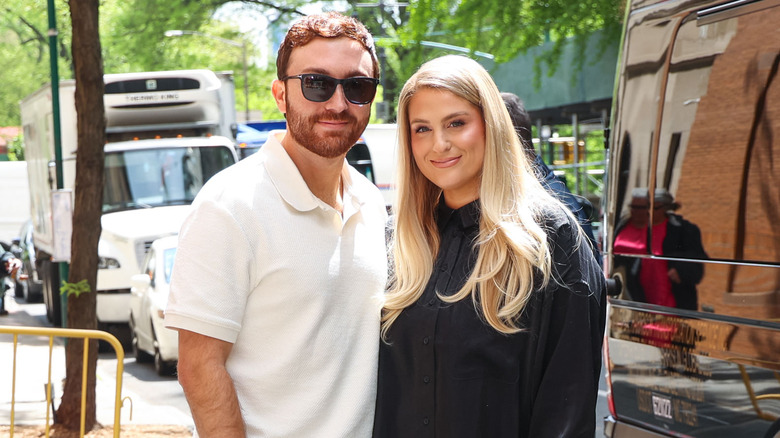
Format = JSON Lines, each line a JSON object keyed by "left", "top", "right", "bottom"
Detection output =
{"left": 0, "top": 293, "right": 194, "bottom": 431}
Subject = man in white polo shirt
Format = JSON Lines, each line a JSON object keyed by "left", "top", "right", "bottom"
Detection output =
{"left": 164, "top": 12, "right": 387, "bottom": 437}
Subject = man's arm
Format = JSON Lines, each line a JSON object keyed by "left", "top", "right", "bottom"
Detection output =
{"left": 177, "top": 329, "right": 245, "bottom": 437}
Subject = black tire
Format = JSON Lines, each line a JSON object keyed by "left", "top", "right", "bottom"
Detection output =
{"left": 15, "top": 277, "right": 24, "bottom": 299}
{"left": 40, "top": 259, "right": 62, "bottom": 327}
{"left": 152, "top": 325, "right": 176, "bottom": 376}
{"left": 17, "top": 274, "right": 42, "bottom": 303}
{"left": 154, "top": 346, "right": 177, "bottom": 377}
{"left": 26, "top": 273, "right": 43, "bottom": 303}
{"left": 96, "top": 322, "right": 115, "bottom": 354}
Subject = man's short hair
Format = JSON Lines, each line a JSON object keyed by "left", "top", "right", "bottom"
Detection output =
{"left": 276, "top": 12, "right": 379, "bottom": 80}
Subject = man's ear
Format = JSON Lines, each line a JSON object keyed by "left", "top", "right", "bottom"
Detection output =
{"left": 271, "top": 79, "right": 287, "bottom": 114}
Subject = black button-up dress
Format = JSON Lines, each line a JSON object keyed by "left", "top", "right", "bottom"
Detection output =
{"left": 373, "top": 200, "right": 606, "bottom": 438}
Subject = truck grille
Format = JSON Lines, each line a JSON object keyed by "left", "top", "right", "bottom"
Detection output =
{"left": 135, "top": 240, "right": 156, "bottom": 269}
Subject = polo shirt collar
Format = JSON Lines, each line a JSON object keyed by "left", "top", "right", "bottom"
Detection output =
{"left": 263, "top": 135, "right": 368, "bottom": 213}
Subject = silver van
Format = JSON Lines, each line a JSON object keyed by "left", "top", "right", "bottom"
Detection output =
{"left": 603, "top": 0, "right": 780, "bottom": 436}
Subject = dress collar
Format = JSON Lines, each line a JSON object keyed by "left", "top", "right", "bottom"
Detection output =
{"left": 435, "top": 198, "right": 480, "bottom": 231}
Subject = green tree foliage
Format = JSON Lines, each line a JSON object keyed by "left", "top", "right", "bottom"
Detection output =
{"left": 0, "top": 0, "right": 73, "bottom": 125}
{"left": 1, "top": 0, "right": 625, "bottom": 127}
{"left": 8, "top": 134, "right": 24, "bottom": 160}
{"left": 99, "top": 0, "right": 220, "bottom": 73}
{"left": 401, "top": 0, "right": 625, "bottom": 85}
{"left": 0, "top": 0, "right": 296, "bottom": 126}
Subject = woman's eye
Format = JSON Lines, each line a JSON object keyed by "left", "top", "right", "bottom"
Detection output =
{"left": 414, "top": 126, "right": 430, "bottom": 134}
{"left": 449, "top": 120, "right": 465, "bottom": 128}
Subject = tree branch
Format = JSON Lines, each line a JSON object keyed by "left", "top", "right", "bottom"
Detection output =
{"left": 237, "top": 0, "right": 307, "bottom": 18}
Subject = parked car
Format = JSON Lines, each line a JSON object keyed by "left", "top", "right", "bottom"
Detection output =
{"left": 236, "top": 123, "right": 270, "bottom": 160}
{"left": 129, "top": 235, "right": 178, "bottom": 376}
{"left": 10, "top": 219, "right": 42, "bottom": 302}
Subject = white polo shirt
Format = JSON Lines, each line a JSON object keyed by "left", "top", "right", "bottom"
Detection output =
{"left": 165, "top": 136, "right": 388, "bottom": 437}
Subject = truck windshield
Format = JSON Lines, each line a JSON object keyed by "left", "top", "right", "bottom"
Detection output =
{"left": 103, "top": 146, "right": 234, "bottom": 213}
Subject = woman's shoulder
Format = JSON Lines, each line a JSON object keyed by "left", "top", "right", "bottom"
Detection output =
{"left": 536, "top": 200, "right": 578, "bottom": 236}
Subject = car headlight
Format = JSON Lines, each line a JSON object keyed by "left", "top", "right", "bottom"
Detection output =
{"left": 98, "top": 257, "right": 121, "bottom": 269}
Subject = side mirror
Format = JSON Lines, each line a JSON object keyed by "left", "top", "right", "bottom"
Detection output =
{"left": 130, "top": 273, "right": 151, "bottom": 295}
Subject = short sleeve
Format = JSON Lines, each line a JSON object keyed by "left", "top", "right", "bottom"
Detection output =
{"left": 164, "top": 198, "right": 255, "bottom": 343}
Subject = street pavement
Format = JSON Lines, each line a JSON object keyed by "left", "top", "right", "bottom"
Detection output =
{"left": 0, "top": 293, "right": 194, "bottom": 431}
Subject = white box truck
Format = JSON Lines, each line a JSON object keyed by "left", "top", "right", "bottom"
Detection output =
{"left": 21, "top": 69, "right": 239, "bottom": 330}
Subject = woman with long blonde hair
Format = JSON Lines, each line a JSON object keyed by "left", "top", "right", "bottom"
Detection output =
{"left": 373, "top": 55, "right": 606, "bottom": 437}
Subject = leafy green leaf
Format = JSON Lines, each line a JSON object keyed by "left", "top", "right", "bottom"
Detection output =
{"left": 60, "top": 279, "right": 92, "bottom": 298}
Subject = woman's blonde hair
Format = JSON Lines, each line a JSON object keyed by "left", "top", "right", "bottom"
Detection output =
{"left": 382, "top": 55, "right": 563, "bottom": 337}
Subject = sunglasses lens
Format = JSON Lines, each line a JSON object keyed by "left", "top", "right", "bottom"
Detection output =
{"left": 343, "top": 78, "right": 378, "bottom": 104}
{"left": 301, "top": 75, "right": 336, "bottom": 102}
{"left": 294, "top": 74, "right": 377, "bottom": 104}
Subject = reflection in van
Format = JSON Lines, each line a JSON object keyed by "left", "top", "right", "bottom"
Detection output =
{"left": 603, "top": 0, "right": 780, "bottom": 436}
{"left": 613, "top": 188, "right": 707, "bottom": 310}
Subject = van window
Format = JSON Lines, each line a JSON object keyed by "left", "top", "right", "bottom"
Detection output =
{"left": 608, "top": 0, "right": 780, "bottom": 321}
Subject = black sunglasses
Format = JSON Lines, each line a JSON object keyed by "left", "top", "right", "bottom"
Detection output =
{"left": 283, "top": 74, "right": 379, "bottom": 105}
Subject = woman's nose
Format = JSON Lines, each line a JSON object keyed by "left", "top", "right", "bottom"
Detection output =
{"left": 432, "top": 132, "right": 451, "bottom": 152}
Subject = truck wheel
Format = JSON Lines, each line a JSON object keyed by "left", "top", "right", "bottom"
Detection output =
{"left": 26, "top": 273, "right": 43, "bottom": 303}
{"left": 15, "top": 277, "right": 25, "bottom": 300}
{"left": 97, "top": 322, "right": 115, "bottom": 353}
{"left": 41, "top": 259, "right": 62, "bottom": 327}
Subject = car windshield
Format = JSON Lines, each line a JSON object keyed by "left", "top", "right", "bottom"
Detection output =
{"left": 103, "top": 146, "right": 234, "bottom": 213}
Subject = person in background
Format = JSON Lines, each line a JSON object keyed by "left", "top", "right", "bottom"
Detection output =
{"left": 501, "top": 91, "right": 602, "bottom": 265}
{"left": 614, "top": 187, "right": 706, "bottom": 310}
{"left": 373, "top": 55, "right": 606, "bottom": 438}
{"left": 1, "top": 250, "right": 22, "bottom": 316}
{"left": 165, "top": 12, "right": 388, "bottom": 437}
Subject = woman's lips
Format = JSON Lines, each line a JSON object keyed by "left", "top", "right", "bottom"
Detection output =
{"left": 430, "top": 156, "right": 460, "bottom": 168}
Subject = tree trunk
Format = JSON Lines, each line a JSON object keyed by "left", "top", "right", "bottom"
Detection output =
{"left": 56, "top": 0, "right": 105, "bottom": 434}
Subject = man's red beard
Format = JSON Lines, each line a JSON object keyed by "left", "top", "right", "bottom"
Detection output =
{"left": 285, "top": 101, "right": 369, "bottom": 159}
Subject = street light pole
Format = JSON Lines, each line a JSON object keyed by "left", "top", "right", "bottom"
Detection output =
{"left": 164, "top": 30, "right": 250, "bottom": 122}
{"left": 47, "top": 0, "right": 69, "bottom": 326}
